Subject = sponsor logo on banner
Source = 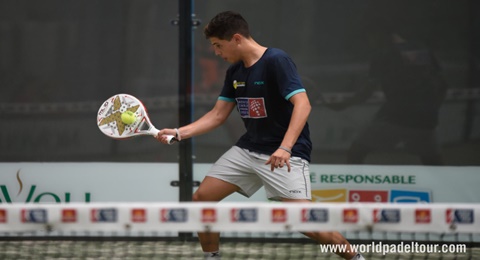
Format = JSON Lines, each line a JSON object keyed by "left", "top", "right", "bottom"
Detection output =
{"left": 161, "top": 208, "right": 187, "bottom": 223}
{"left": 236, "top": 98, "right": 267, "bottom": 118}
{"left": 446, "top": 209, "right": 474, "bottom": 224}
{"left": 349, "top": 190, "right": 388, "bottom": 202}
{"left": 21, "top": 209, "right": 47, "bottom": 223}
{"left": 311, "top": 189, "right": 347, "bottom": 202}
{"left": 315, "top": 174, "right": 415, "bottom": 184}
{"left": 0, "top": 209, "right": 6, "bottom": 223}
{"left": 231, "top": 208, "right": 258, "bottom": 222}
{"left": 390, "top": 190, "right": 431, "bottom": 203}
{"left": 202, "top": 208, "right": 216, "bottom": 223}
{"left": 62, "top": 209, "right": 77, "bottom": 223}
{"left": 131, "top": 209, "right": 146, "bottom": 223}
{"left": 374, "top": 209, "right": 401, "bottom": 223}
{"left": 91, "top": 208, "right": 117, "bottom": 223}
{"left": 415, "top": 209, "right": 431, "bottom": 224}
{"left": 343, "top": 209, "right": 358, "bottom": 223}
{"left": 0, "top": 170, "right": 92, "bottom": 203}
{"left": 302, "top": 208, "right": 328, "bottom": 222}
{"left": 272, "top": 208, "right": 287, "bottom": 223}
{"left": 310, "top": 189, "right": 432, "bottom": 203}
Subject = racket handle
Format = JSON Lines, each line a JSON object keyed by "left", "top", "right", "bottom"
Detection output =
{"left": 151, "top": 129, "right": 177, "bottom": 145}
{"left": 165, "top": 135, "right": 178, "bottom": 145}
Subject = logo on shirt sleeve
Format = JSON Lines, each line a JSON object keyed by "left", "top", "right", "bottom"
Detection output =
{"left": 236, "top": 98, "right": 267, "bottom": 118}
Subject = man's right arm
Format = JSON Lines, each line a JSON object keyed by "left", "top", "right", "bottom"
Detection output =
{"left": 155, "top": 99, "right": 236, "bottom": 143}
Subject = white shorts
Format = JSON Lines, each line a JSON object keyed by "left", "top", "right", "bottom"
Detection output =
{"left": 207, "top": 146, "right": 311, "bottom": 201}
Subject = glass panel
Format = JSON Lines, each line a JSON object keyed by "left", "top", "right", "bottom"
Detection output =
{"left": 192, "top": 0, "right": 479, "bottom": 166}
{"left": 0, "top": 0, "right": 179, "bottom": 162}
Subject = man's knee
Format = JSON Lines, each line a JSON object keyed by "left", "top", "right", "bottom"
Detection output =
{"left": 192, "top": 190, "right": 207, "bottom": 202}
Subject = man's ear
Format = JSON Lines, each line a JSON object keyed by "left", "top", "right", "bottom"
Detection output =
{"left": 232, "top": 33, "right": 243, "bottom": 44}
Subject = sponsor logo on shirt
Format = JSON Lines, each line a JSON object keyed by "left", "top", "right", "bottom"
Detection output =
{"left": 233, "top": 80, "right": 245, "bottom": 89}
{"left": 236, "top": 98, "right": 267, "bottom": 118}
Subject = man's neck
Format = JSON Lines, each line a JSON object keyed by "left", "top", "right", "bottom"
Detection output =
{"left": 241, "top": 40, "right": 267, "bottom": 68}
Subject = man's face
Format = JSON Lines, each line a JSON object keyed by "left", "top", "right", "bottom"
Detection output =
{"left": 209, "top": 36, "right": 240, "bottom": 63}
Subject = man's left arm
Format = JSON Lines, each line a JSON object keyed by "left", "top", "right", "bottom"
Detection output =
{"left": 281, "top": 92, "right": 311, "bottom": 149}
{"left": 266, "top": 92, "right": 311, "bottom": 172}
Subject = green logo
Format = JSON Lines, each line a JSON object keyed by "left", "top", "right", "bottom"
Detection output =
{"left": 0, "top": 170, "right": 91, "bottom": 203}
{"left": 311, "top": 173, "right": 416, "bottom": 185}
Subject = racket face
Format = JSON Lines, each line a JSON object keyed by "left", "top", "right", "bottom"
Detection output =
{"left": 97, "top": 94, "right": 150, "bottom": 139}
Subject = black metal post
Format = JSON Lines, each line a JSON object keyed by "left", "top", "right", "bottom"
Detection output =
{"left": 178, "top": 0, "right": 194, "bottom": 201}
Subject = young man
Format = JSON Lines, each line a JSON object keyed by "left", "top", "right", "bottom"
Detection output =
{"left": 156, "top": 11, "right": 364, "bottom": 260}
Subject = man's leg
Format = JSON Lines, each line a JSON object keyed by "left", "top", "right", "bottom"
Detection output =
{"left": 281, "top": 198, "right": 362, "bottom": 260}
{"left": 193, "top": 176, "right": 240, "bottom": 254}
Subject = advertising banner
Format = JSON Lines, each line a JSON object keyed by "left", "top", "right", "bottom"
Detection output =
{"left": 1, "top": 163, "right": 478, "bottom": 203}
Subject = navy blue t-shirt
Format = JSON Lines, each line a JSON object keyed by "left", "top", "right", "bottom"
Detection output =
{"left": 219, "top": 48, "right": 312, "bottom": 162}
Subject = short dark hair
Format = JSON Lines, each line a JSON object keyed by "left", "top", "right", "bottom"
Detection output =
{"left": 204, "top": 11, "right": 250, "bottom": 40}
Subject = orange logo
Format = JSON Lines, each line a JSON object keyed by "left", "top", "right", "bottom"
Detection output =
{"left": 415, "top": 209, "right": 431, "bottom": 224}
{"left": 62, "top": 209, "right": 77, "bottom": 223}
{"left": 272, "top": 208, "right": 287, "bottom": 223}
{"left": 202, "top": 208, "right": 216, "bottom": 223}
{"left": 131, "top": 209, "right": 147, "bottom": 223}
{"left": 343, "top": 209, "right": 358, "bottom": 223}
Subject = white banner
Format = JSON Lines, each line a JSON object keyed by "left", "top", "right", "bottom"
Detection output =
{"left": 0, "top": 163, "right": 479, "bottom": 203}
{"left": 0, "top": 202, "right": 478, "bottom": 234}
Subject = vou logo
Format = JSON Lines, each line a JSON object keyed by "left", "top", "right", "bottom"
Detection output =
{"left": 0, "top": 170, "right": 91, "bottom": 203}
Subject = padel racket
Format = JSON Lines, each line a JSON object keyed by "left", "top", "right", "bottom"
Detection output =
{"left": 97, "top": 93, "right": 177, "bottom": 144}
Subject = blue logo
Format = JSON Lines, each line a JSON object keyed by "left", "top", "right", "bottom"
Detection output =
{"left": 447, "top": 209, "right": 474, "bottom": 224}
{"left": 374, "top": 209, "right": 401, "bottom": 223}
{"left": 161, "top": 208, "right": 188, "bottom": 222}
{"left": 91, "top": 208, "right": 117, "bottom": 222}
{"left": 302, "top": 208, "right": 328, "bottom": 222}
{"left": 390, "top": 190, "right": 431, "bottom": 203}
{"left": 21, "top": 209, "right": 47, "bottom": 223}
{"left": 231, "top": 208, "right": 258, "bottom": 222}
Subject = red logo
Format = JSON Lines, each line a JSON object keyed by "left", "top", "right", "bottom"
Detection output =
{"left": 415, "top": 209, "right": 431, "bottom": 224}
{"left": 272, "top": 208, "right": 287, "bottom": 223}
{"left": 349, "top": 190, "right": 388, "bottom": 202}
{"left": 202, "top": 208, "right": 217, "bottom": 223}
{"left": 62, "top": 209, "right": 77, "bottom": 223}
{"left": 249, "top": 98, "right": 267, "bottom": 118}
{"left": 373, "top": 209, "right": 381, "bottom": 223}
{"left": 446, "top": 209, "right": 453, "bottom": 224}
{"left": 343, "top": 209, "right": 358, "bottom": 223}
{"left": 131, "top": 209, "right": 147, "bottom": 223}
{"left": 0, "top": 209, "right": 6, "bottom": 223}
